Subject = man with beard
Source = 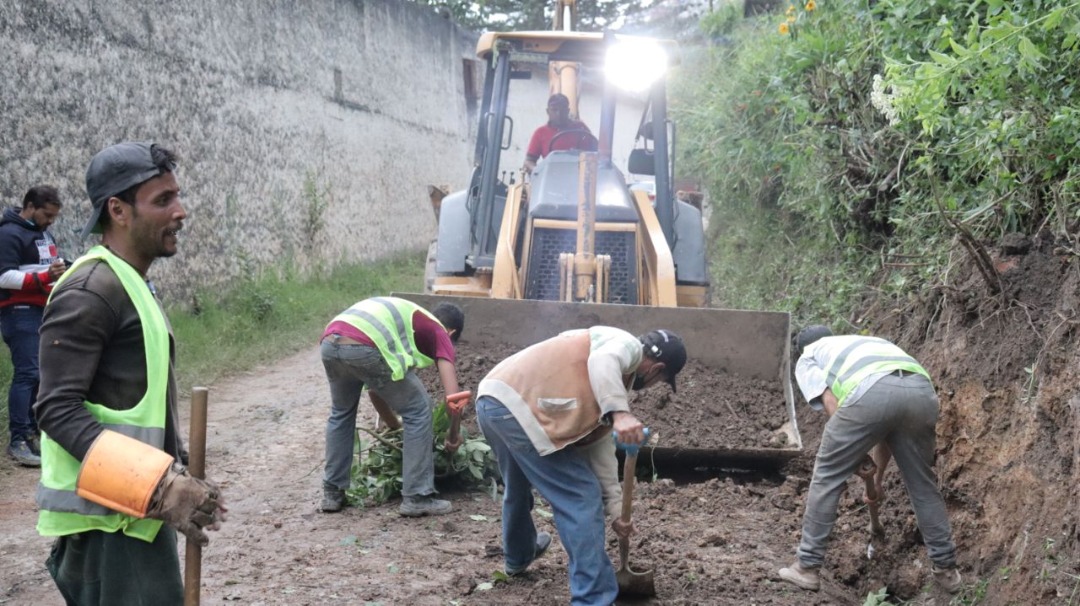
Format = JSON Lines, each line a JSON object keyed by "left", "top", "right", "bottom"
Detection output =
{"left": 34, "top": 142, "right": 225, "bottom": 604}
{"left": 475, "top": 327, "right": 685, "bottom": 605}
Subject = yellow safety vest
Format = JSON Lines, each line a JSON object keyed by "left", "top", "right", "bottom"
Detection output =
{"left": 36, "top": 246, "right": 170, "bottom": 542}
{"left": 826, "top": 337, "right": 931, "bottom": 407}
{"left": 328, "top": 297, "right": 441, "bottom": 380}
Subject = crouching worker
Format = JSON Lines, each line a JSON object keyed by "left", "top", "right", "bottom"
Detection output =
{"left": 319, "top": 296, "right": 466, "bottom": 517}
{"left": 34, "top": 142, "right": 226, "bottom": 605}
{"left": 779, "top": 325, "right": 961, "bottom": 594}
{"left": 476, "top": 327, "right": 686, "bottom": 606}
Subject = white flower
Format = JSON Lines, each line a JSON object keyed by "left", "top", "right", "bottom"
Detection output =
{"left": 870, "top": 74, "right": 900, "bottom": 126}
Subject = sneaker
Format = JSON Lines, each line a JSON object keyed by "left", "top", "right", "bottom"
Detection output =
{"left": 505, "top": 531, "right": 552, "bottom": 576}
{"left": 778, "top": 560, "right": 821, "bottom": 591}
{"left": 319, "top": 482, "right": 346, "bottom": 513}
{"left": 932, "top": 564, "right": 962, "bottom": 594}
{"left": 6, "top": 439, "right": 41, "bottom": 467}
{"left": 398, "top": 494, "right": 452, "bottom": 517}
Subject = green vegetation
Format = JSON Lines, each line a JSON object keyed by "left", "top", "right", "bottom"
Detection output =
{"left": 676, "top": 0, "right": 1080, "bottom": 327}
{"left": 346, "top": 400, "right": 498, "bottom": 507}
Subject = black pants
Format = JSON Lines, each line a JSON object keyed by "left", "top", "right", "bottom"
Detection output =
{"left": 46, "top": 528, "right": 183, "bottom": 605}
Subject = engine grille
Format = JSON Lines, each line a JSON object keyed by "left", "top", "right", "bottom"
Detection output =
{"left": 524, "top": 227, "right": 638, "bottom": 304}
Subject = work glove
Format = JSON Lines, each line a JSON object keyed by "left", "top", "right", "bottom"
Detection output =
{"left": 147, "top": 463, "right": 226, "bottom": 546}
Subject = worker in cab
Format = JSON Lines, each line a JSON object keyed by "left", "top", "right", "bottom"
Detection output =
{"left": 522, "top": 93, "right": 597, "bottom": 175}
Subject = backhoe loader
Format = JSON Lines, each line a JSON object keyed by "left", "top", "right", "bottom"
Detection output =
{"left": 403, "top": 11, "right": 801, "bottom": 467}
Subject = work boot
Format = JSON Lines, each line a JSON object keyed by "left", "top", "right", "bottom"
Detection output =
{"left": 6, "top": 439, "right": 41, "bottom": 467}
{"left": 505, "top": 531, "right": 552, "bottom": 576}
{"left": 778, "top": 560, "right": 821, "bottom": 591}
{"left": 319, "top": 482, "right": 346, "bottom": 513}
{"left": 932, "top": 564, "right": 962, "bottom": 594}
{"left": 398, "top": 494, "right": 452, "bottom": 517}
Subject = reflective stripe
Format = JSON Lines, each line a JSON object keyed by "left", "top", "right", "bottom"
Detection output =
{"left": 836, "top": 354, "right": 918, "bottom": 384}
{"left": 341, "top": 307, "right": 408, "bottom": 371}
{"left": 817, "top": 335, "right": 931, "bottom": 407}
{"left": 36, "top": 484, "right": 115, "bottom": 516}
{"left": 329, "top": 297, "right": 440, "bottom": 381}
{"left": 371, "top": 297, "right": 415, "bottom": 358}
{"left": 825, "top": 337, "right": 884, "bottom": 384}
{"left": 102, "top": 424, "right": 165, "bottom": 446}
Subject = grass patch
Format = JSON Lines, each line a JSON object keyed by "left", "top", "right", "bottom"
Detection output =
{"left": 0, "top": 251, "right": 425, "bottom": 442}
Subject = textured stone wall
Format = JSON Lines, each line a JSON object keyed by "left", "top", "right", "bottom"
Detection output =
{"left": 0, "top": 0, "right": 477, "bottom": 303}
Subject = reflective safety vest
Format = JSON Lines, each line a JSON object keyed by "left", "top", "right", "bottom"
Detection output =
{"left": 329, "top": 297, "right": 443, "bottom": 380}
{"left": 36, "top": 246, "right": 170, "bottom": 542}
{"left": 823, "top": 336, "right": 932, "bottom": 407}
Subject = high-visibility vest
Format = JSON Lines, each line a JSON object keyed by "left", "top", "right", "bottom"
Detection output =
{"left": 36, "top": 246, "right": 170, "bottom": 542}
{"left": 823, "top": 336, "right": 932, "bottom": 407}
{"left": 328, "top": 297, "right": 442, "bottom": 380}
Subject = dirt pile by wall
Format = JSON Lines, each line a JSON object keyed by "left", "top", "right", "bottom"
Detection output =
{"left": 858, "top": 235, "right": 1080, "bottom": 603}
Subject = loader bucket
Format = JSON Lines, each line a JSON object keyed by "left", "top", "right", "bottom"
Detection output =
{"left": 394, "top": 293, "right": 801, "bottom": 469}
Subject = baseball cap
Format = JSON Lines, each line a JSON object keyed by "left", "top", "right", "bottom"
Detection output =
{"left": 641, "top": 329, "right": 687, "bottom": 393}
{"left": 82, "top": 142, "right": 176, "bottom": 239}
{"left": 547, "top": 93, "right": 570, "bottom": 108}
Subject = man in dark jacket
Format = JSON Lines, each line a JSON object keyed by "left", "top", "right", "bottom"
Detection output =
{"left": 0, "top": 185, "right": 66, "bottom": 466}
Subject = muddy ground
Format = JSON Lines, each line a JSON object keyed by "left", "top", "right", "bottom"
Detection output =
{"left": 2, "top": 237, "right": 1078, "bottom": 605}
{"left": 4, "top": 339, "right": 944, "bottom": 606}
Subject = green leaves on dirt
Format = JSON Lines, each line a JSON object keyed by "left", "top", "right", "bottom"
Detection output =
{"left": 346, "top": 400, "right": 497, "bottom": 506}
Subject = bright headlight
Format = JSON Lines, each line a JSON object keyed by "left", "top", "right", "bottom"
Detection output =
{"left": 605, "top": 38, "right": 668, "bottom": 92}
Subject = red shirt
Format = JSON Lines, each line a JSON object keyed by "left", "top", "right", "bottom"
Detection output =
{"left": 526, "top": 120, "right": 592, "bottom": 159}
{"left": 322, "top": 310, "right": 456, "bottom": 364}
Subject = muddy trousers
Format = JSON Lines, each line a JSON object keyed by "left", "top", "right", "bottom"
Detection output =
{"left": 797, "top": 372, "right": 957, "bottom": 569}
{"left": 321, "top": 339, "right": 437, "bottom": 497}
{"left": 477, "top": 396, "right": 618, "bottom": 606}
{"left": 46, "top": 528, "right": 183, "bottom": 605}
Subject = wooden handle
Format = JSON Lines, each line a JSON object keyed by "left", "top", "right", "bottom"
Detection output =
{"left": 184, "top": 387, "right": 209, "bottom": 606}
{"left": 618, "top": 451, "right": 638, "bottom": 568}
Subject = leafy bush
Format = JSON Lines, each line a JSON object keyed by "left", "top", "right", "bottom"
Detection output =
{"left": 675, "top": 0, "right": 1080, "bottom": 318}
{"left": 347, "top": 400, "right": 497, "bottom": 506}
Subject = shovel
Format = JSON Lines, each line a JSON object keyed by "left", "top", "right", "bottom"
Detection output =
{"left": 856, "top": 455, "right": 885, "bottom": 559}
{"left": 184, "top": 387, "right": 209, "bottom": 606}
{"left": 613, "top": 429, "right": 656, "bottom": 597}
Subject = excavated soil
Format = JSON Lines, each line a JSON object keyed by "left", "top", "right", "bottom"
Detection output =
{"left": 2, "top": 236, "right": 1078, "bottom": 605}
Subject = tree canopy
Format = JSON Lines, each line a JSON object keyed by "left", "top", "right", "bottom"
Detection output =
{"left": 415, "top": 0, "right": 645, "bottom": 32}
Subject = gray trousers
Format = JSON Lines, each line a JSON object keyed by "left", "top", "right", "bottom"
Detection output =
{"left": 321, "top": 339, "right": 436, "bottom": 497}
{"left": 798, "top": 372, "right": 957, "bottom": 568}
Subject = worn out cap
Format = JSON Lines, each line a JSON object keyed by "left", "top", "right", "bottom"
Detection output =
{"left": 82, "top": 142, "right": 175, "bottom": 239}
{"left": 641, "top": 329, "right": 687, "bottom": 393}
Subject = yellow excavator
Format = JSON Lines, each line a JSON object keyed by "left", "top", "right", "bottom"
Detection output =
{"left": 403, "top": 1, "right": 800, "bottom": 467}
{"left": 424, "top": 19, "right": 705, "bottom": 307}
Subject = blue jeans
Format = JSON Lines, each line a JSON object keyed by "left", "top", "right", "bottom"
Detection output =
{"left": 797, "top": 372, "right": 957, "bottom": 569}
{"left": 476, "top": 396, "right": 617, "bottom": 606}
{"left": 1, "top": 306, "right": 42, "bottom": 442}
{"left": 320, "top": 339, "right": 436, "bottom": 497}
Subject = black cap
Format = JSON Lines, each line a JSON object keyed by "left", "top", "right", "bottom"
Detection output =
{"left": 795, "top": 325, "right": 833, "bottom": 357}
{"left": 641, "top": 329, "right": 687, "bottom": 393}
{"left": 83, "top": 142, "right": 176, "bottom": 239}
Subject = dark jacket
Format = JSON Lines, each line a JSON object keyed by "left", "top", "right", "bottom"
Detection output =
{"left": 0, "top": 206, "right": 61, "bottom": 307}
{"left": 34, "top": 258, "right": 185, "bottom": 462}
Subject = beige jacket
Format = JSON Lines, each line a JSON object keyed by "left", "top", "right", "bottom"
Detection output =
{"left": 477, "top": 326, "right": 642, "bottom": 456}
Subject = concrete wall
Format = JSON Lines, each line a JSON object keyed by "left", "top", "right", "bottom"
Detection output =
{"left": 0, "top": 0, "right": 478, "bottom": 302}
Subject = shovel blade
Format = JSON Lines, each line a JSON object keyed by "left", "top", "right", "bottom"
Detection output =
{"left": 616, "top": 565, "right": 656, "bottom": 597}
